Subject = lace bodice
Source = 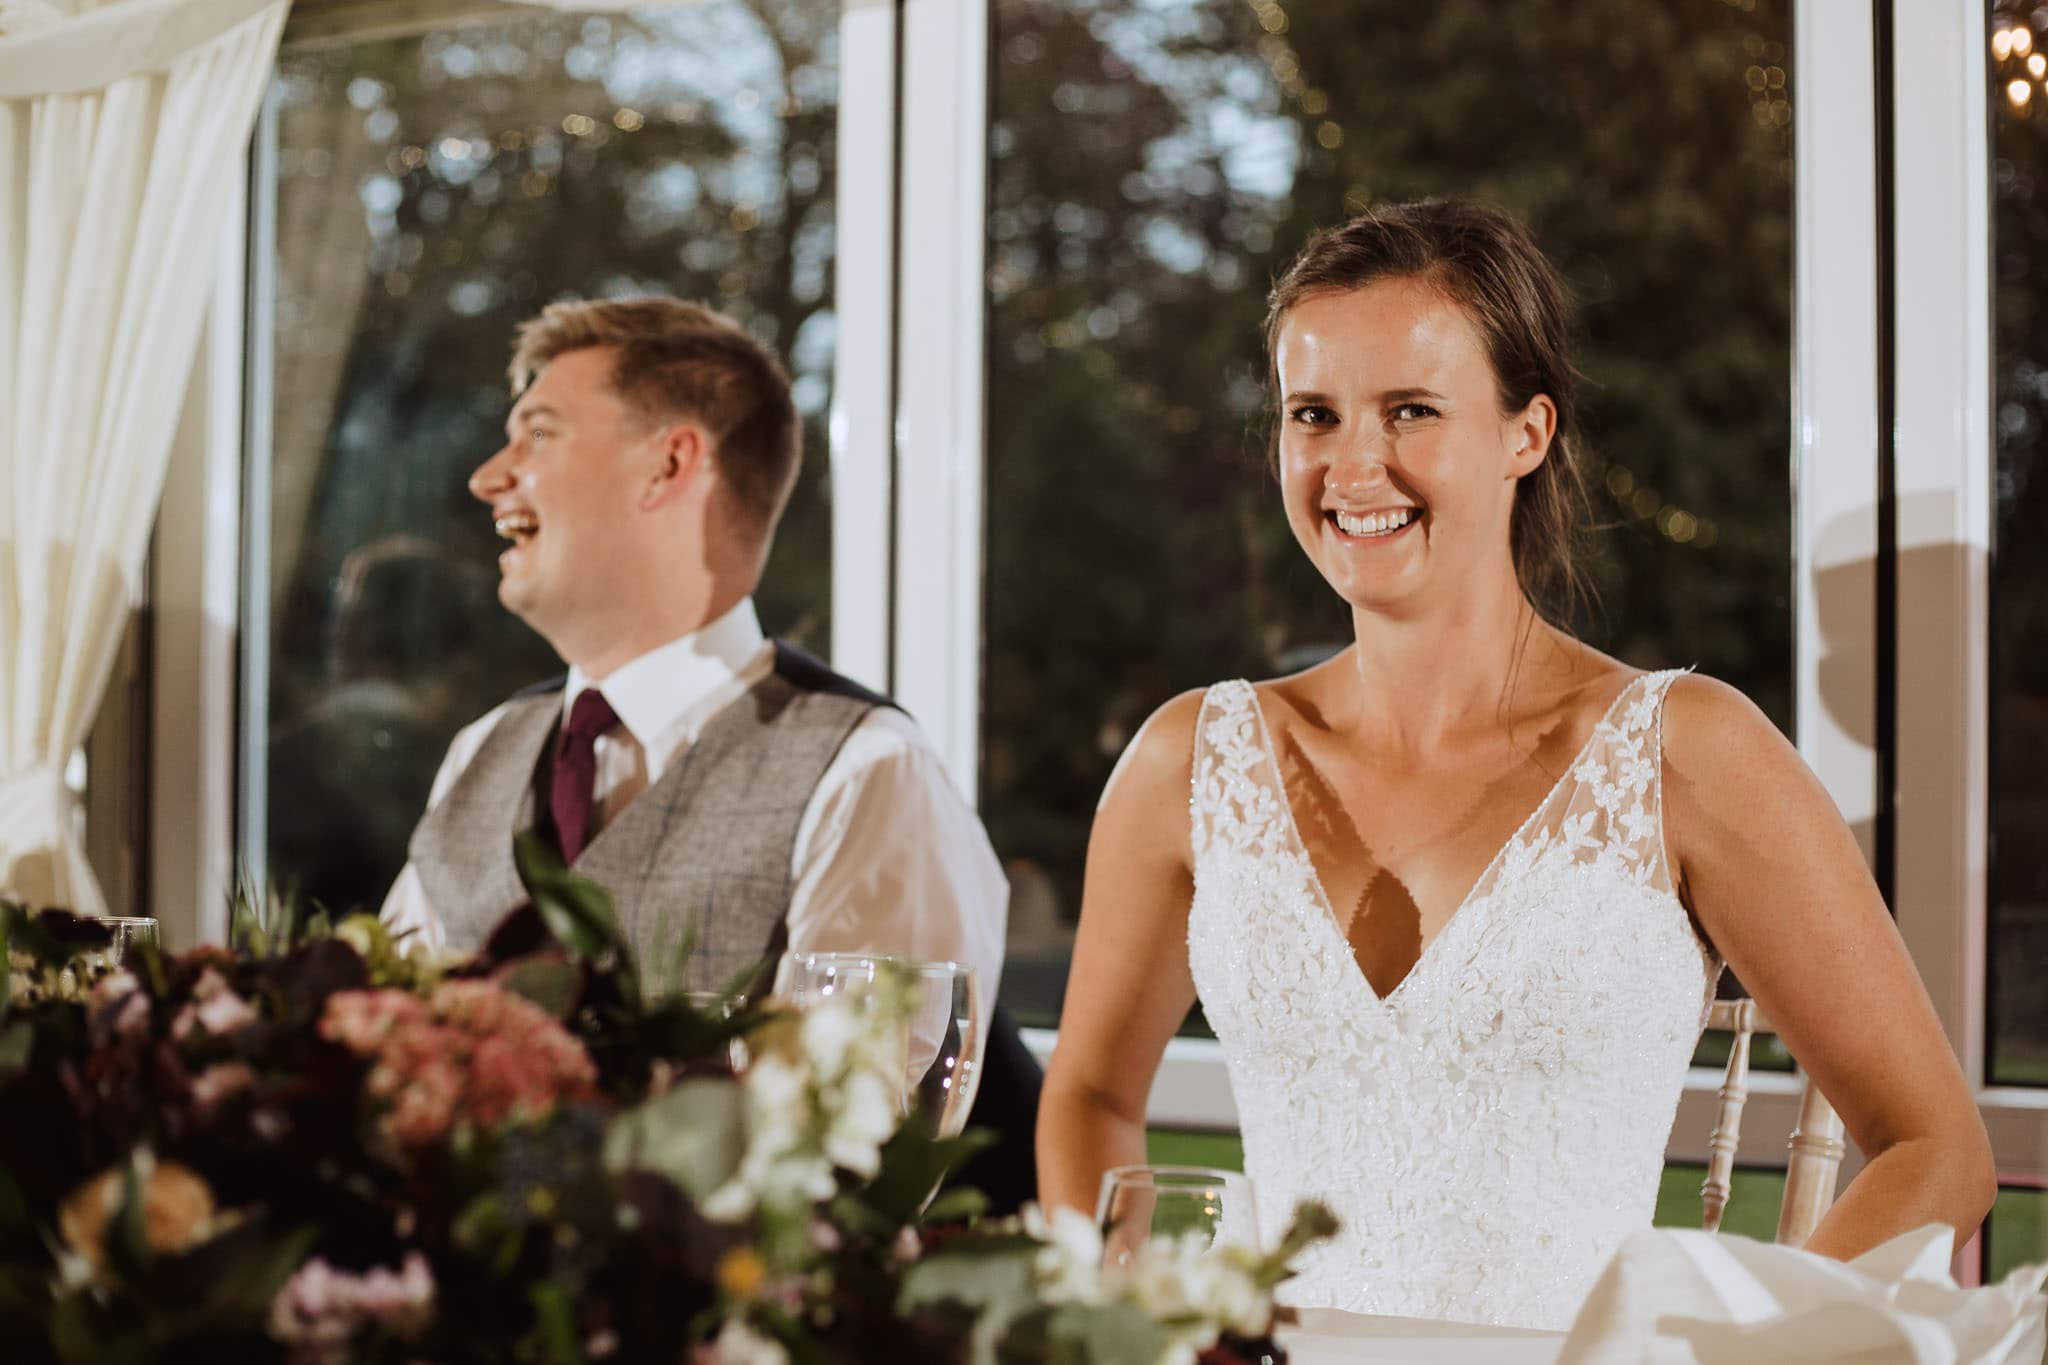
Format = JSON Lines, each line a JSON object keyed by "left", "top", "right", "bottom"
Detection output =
{"left": 1186, "top": 671, "right": 1719, "bottom": 1330}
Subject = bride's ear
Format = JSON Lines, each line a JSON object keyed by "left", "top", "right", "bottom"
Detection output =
{"left": 1507, "top": 394, "right": 1558, "bottom": 479}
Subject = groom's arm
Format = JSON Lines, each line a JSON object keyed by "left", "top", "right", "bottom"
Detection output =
{"left": 784, "top": 708, "right": 1009, "bottom": 999}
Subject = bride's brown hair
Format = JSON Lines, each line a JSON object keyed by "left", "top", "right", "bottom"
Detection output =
{"left": 1264, "top": 198, "right": 1591, "bottom": 627}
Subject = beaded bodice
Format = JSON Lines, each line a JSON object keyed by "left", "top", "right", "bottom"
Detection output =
{"left": 1186, "top": 671, "right": 1719, "bottom": 1330}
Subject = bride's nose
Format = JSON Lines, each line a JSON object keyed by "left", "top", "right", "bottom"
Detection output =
{"left": 1326, "top": 440, "right": 1392, "bottom": 496}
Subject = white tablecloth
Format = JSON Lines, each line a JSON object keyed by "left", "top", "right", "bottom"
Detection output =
{"left": 1276, "top": 1309, "right": 1564, "bottom": 1364}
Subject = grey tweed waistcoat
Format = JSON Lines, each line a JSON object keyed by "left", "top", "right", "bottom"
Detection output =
{"left": 408, "top": 644, "right": 888, "bottom": 995}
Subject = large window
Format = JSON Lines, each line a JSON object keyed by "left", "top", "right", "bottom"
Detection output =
{"left": 982, "top": 0, "right": 1797, "bottom": 1027}
{"left": 255, "top": 2, "right": 839, "bottom": 913}
{"left": 114, "top": 0, "right": 2043, "bottom": 1256}
{"left": 1989, "top": 1, "right": 2048, "bottom": 1088}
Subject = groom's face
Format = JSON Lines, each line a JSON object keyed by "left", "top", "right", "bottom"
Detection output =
{"left": 468, "top": 346, "right": 664, "bottom": 642}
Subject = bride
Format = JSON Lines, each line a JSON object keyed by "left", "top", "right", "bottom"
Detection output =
{"left": 1035, "top": 198, "right": 1993, "bottom": 1330}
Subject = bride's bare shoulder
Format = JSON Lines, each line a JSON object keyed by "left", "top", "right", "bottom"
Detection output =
{"left": 1105, "top": 687, "right": 1210, "bottom": 804}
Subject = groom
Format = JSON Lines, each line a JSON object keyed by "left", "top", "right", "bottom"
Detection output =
{"left": 380, "top": 296, "right": 1007, "bottom": 1009}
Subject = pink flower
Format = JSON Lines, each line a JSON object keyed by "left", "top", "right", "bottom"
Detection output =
{"left": 318, "top": 982, "right": 597, "bottom": 1156}
{"left": 87, "top": 971, "right": 152, "bottom": 1042}
{"left": 319, "top": 990, "right": 426, "bottom": 1054}
{"left": 195, "top": 989, "right": 257, "bottom": 1035}
{"left": 470, "top": 1036, "right": 557, "bottom": 1125}
{"left": 88, "top": 969, "right": 138, "bottom": 1016}
{"left": 172, "top": 969, "right": 258, "bottom": 1039}
{"left": 191, "top": 1062, "right": 257, "bottom": 1118}
{"left": 269, "top": 1252, "right": 434, "bottom": 1364}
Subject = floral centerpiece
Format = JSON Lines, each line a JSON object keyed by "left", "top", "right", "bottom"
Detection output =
{"left": 0, "top": 837, "right": 1330, "bottom": 1363}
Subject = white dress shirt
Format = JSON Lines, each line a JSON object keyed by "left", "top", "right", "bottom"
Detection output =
{"left": 380, "top": 600, "right": 1007, "bottom": 998}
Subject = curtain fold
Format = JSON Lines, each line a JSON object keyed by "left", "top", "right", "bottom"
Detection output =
{"left": 0, "top": 0, "right": 286, "bottom": 914}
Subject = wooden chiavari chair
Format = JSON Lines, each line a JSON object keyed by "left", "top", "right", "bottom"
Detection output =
{"left": 1699, "top": 997, "right": 1848, "bottom": 1247}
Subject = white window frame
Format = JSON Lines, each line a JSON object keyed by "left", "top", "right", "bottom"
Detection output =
{"left": 148, "top": 169, "right": 250, "bottom": 950}
{"left": 1890, "top": 0, "right": 2048, "bottom": 1272}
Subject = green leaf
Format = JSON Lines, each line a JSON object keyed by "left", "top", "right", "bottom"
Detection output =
{"left": 898, "top": 1239, "right": 1041, "bottom": 1365}
{"left": 186, "top": 1222, "right": 320, "bottom": 1328}
{"left": 108, "top": 1155, "right": 152, "bottom": 1280}
{"left": 527, "top": 1282, "right": 587, "bottom": 1364}
{"left": 1250, "top": 1200, "right": 1339, "bottom": 1289}
{"left": 452, "top": 1192, "right": 530, "bottom": 1276}
{"left": 921, "top": 1186, "right": 990, "bottom": 1227}
{"left": 853, "top": 1125, "right": 996, "bottom": 1230}
{"left": 1034, "top": 1302, "right": 1181, "bottom": 1365}
{"left": 513, "top": 833, "right": 640, "bottom": 1006}
{"left": 0, "top": 1166, "right": 33, "bottom": 1240}
{"left": 497, "top": 958, "right": 581, "bottom": 1018}
{"left": 0, "top": 1020, "right": 31, "bottom": 1072}
{"left": 48, "top": 1289, "right": 151, "bottom": 1365}
{"left": 603, "top": 1078, "right": 744, "bottom": 1201}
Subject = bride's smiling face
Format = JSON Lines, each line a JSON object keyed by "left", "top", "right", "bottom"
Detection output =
{"left": 1273, "top": 277, "right": 1554, "bottom": 617}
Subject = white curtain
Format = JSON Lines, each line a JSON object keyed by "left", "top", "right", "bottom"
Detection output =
{"left": 0, "top": 0, "right": 285, "bottom": 914}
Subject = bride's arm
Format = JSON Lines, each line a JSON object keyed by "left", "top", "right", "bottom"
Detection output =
{"left": 1036, "top": 689, "right": 1206, "bottom": 1217}
{"left": 1663, "top": 675, "right": 1995, "bottom": 1259}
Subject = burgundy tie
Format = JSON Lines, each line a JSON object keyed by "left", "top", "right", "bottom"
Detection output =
{"left": 550, "top": 689, "right": 620, "bottom": 864}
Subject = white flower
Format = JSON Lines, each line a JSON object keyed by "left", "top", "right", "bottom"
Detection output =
{"left": 701, "top": 1180, "right": 756, "bottom": 1222}
{"left": 704, "top": 986, "right": 916, "bottom": 1225}
{"left": 823, "top": 1070, "right": 896, "bottom": 1176}
{"left": 1021, "top": 1203, "right": 1104, "bottom": 1305}
{"left": 709, "top": 1317, "right": 789, "bottom": 1365}
{"left": 744, "top": 1056, "right": 807, "bottom": 1119}
{"left": 797, "top": 1001, "right": 860, "bottom": 1074}
{"left": 1107, "top": 1229, "right": 1273, "bottom": 1339}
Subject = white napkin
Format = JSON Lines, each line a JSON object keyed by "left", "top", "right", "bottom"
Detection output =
{"left": 1558, "top": 1223, "right": 2047, "bottom": 1364}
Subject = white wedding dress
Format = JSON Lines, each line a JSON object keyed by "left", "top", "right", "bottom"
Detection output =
{"left": 1187, "top": 670, "right": 1721, "bottom": 1331}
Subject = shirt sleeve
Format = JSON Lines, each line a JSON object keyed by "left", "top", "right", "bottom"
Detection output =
{"left": 377, "top": 704, "right": 508, "bottom": 955}
{"left": 785, "top": 709, "right": 1010, "bottom": 1002}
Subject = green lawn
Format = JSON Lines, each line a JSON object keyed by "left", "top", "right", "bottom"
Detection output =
{"left": 1147, "top": 1131, "right": 2048, "bottom": 1287}
{"left": 1990, "top": 1187, "right": 2047, "bottom": 1282}
{"left": 1145, "top": 1132, "right": 1783, "bottom": 1241}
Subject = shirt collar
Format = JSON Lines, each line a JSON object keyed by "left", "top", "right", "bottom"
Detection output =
{"left": 563, "top": 598, "right": 769, "bottom": 750}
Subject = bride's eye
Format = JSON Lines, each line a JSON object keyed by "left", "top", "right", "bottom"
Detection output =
{"left": 1289, "top": 404, "right": 1337, "bottom": 426}
{"left": 1390, "top": 403, "right": 1440, "bottom": 423}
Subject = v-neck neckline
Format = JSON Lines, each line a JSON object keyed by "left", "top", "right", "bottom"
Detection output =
{"left": 1241, "top": 673, "right": 1648, "bottom": 1006}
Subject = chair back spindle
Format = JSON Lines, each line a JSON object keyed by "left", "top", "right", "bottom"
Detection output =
{"left": 1698, "top": 997, "right": 1845, "bottom": 1246}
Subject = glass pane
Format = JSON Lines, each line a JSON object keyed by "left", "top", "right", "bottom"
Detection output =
{"left": 1988, "top": 1186, "right": 2048, "bottom": 1282}
{"left": 985, "top": 0, "right": 1796, "bottom": 1029}
{"left": 262, "top": 4, "right": 838, "bottom": 914}
{"left": 1990, "top": 5, "right": 2048, "bottom": 1087}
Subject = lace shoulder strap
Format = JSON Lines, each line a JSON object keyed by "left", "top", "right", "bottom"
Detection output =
{"left": 1189, "top": 680, "right": 1288, "bottom": 864}
{"left": 1468, "top": 667, "right": 1693, "bottom": 900}
{"left": 1571, "top": 667, "right": 1691, "bottom": 892}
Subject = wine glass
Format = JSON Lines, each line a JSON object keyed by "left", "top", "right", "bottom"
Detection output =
{"left": 1095, "top": 1164, "right": 1259, "bottom": 1269}
{"left": 781, "top": 952, "right": 985, "bottom": 1137}
{"left": 101, "top": 917, "right": 160, "bottom": 966}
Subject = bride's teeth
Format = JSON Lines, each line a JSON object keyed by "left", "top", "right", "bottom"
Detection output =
{"left": 494, "top": 512, "right": 538, "bottom": 540}
{"left": 1334, "top": 508, "right": 1415, "bottom": 537}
